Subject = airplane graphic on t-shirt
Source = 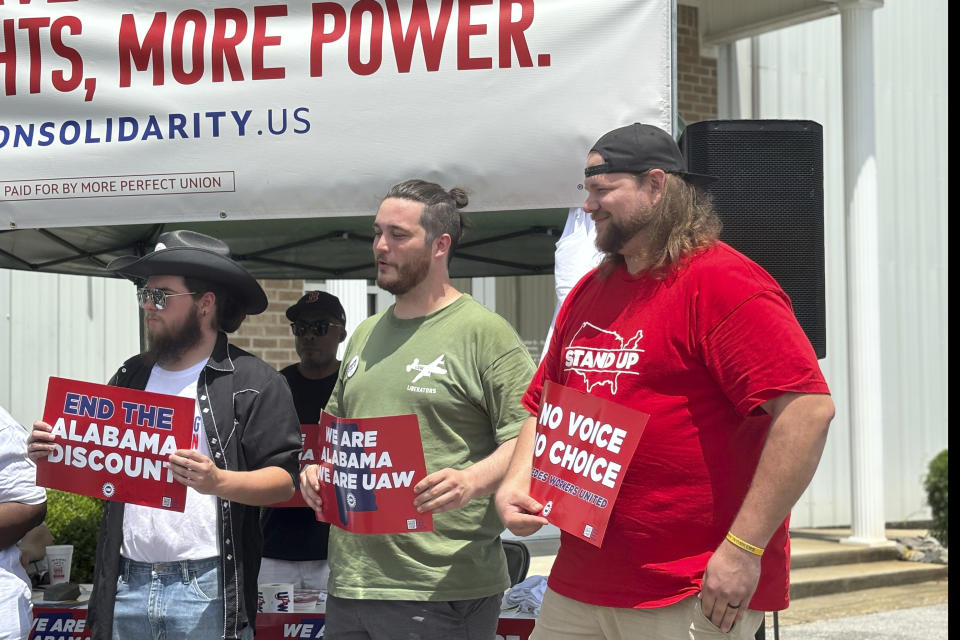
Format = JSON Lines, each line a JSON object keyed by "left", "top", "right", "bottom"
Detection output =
{"left": 563, "top": 323, "right": 644, "bottom": 394}
{"left": 406, "top": 355, "right": 447, "bottom": 383}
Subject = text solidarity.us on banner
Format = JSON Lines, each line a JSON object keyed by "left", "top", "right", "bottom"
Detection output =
{"left": 1, "top": 1, "right": 673, "bottom": 229}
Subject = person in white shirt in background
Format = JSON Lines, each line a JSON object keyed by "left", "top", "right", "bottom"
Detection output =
{"left": 0, "top": 405, "right": 47, "bottom": 640}
{"left": 540, "top": 208, "right": 603, "bottom": 362}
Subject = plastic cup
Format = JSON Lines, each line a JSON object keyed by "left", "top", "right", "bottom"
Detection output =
{"left": 45, "top": 545, "right": 74, "bottom": 585}
{"left": 294, "top": 588, "right": 321, "bottom": 612}
{"left": 257, "top": 583, "right": 294, "bottom": 613}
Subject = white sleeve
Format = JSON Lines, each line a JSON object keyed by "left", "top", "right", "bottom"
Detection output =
{"left": 0, "top": 407, "right": 47, "bottom": 506}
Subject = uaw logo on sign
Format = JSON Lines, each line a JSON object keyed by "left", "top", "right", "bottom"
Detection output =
{"left": 562, "top": 324, "right": 644, "bottom": 394}
{"left": 274, "top": 590, "right": 291, "bottom": 613}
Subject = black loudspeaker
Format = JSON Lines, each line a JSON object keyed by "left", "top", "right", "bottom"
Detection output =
{"left": 679, "top": 120, "right": 826, "bottom": 358}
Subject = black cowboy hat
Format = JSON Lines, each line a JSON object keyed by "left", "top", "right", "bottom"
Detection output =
{"left": 106, "top": 230, "right": 267, "bottom": 314}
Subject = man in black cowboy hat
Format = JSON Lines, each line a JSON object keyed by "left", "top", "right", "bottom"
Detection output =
{"left": 496, "top": 123, "right": 834, "bottom": 639}
{"left": 28, "top": 230, "right": 302, "bottom": 640}
{"left": 259, "top": 290, "right": 347, "bottom": 592}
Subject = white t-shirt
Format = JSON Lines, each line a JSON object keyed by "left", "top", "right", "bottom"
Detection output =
{"left": 121, "top": 360, "right": 219, "bottom": 562}
{"left": 0, "top": 406, "right": 47, "bottom": 640}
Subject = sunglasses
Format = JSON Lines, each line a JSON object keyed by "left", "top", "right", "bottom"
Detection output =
{"left": 136, "top": 287, "right": 197, "bottom": 310}
{"left": 291, "top": 320, "right": 343, "bottom": 337}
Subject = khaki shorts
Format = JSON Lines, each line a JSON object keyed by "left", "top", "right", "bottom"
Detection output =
{"left": 530, "top": 588, "right": 764, "bottom": 640}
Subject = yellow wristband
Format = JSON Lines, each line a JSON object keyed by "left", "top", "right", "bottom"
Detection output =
{"left": 725, "top": 531, "right": 764, "bottom": 556}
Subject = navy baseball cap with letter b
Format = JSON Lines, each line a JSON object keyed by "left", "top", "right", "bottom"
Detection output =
{"left": 286, "top": 290, "right": 346, "bottom": 324}
{"left": 584, "top": 123, "right": 717, "bottom": 187}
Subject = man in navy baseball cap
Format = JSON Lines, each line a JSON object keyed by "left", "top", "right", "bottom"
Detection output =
{"left": 260, "top": 290, "right": 347, "bottom": 593}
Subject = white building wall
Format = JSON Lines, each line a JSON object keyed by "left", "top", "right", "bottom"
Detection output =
{"left": 718, "top": 0, "right": 948, "bottom": 526}
{"left": 0, "top": 269, "right": 141, "bottom": 429}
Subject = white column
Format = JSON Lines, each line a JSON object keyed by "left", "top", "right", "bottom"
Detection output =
{"left": 471, "top": 277, "right": 497, "bottom": 312}
{"left": 839, "top": 0, "right": 889, "bottom": 546}
{"left": 323, "top": 279, "right": 368, "bottom": 360}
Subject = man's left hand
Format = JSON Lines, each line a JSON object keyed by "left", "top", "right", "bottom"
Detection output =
{"left": 413, "top": 468, "right": 477, "bottom": 514}
{"left": 699, "top": 539, "right": 762, "bottom": 633}
{"left": 169, "top": 449, "right": 221, "bottom": 495}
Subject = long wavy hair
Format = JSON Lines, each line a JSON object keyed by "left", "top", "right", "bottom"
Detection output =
{"left": 600, "top": 173, "right": 722, "bottom": 279}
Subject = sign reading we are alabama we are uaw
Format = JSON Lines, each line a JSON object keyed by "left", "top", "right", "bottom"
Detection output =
{"left": 36, "top": 377, "right": 194, "bottom": 511}
{"left": 309, "top": 410, "right": 433, "bottom": 535}
{"left": 530, "top": 382, "right": 649, "bottom": 547}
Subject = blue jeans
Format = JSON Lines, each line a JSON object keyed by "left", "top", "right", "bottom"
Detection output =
{"left": 113, "top": 556, "right": 248, "bottom": 640}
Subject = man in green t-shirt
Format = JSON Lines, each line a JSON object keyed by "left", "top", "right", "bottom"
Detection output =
{"left": 300, "top": 178, "right": 536, "bottom": 640}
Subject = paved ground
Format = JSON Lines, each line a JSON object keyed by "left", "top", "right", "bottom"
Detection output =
{"left": 772, "top": 603, "right": 948, "bottom": 639}
{"left": 767, "top": 579, "right": 948, "bottom": 627}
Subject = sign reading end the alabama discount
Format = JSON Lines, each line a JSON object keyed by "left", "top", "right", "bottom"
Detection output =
{"left": 37, "top": 377, "right": 194, "bottom": 511}
{"left": 530, "top": 381, "right": 649, "bottom": 547}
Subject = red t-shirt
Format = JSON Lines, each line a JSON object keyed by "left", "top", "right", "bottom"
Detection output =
{"left": 523, "top": 242, "right": 830, "bottom": 611}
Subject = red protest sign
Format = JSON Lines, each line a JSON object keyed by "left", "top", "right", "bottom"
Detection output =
{"left": 36, "top": 377, "right": 193, "bottom": 511}
{"left": 268, "top": 423, "right": 322, "bottom": 509}
{"left": 529, "top": 381, "right": 648, "bottom": 547}
{"left": 314, "top": 411, "right": 432, "bottom": 534}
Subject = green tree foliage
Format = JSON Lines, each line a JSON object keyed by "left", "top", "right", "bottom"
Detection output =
{"left": 44, "top": 490, "right": 103, "bottom": 583}
{"left": 923, "top": 449, "right": 948, "bottom": 547}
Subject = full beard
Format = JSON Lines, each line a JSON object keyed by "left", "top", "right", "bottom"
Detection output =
{"left": 377, "top": 250, "right": 431, "bottom": 296}
{"left": 146, "top": 306, "right": 204, "bottom": 365}
{"left": 594, "top": 204, "right": 656, "bottom": 255}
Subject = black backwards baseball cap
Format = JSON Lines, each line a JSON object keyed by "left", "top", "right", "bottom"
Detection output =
{"left": 584, "top": 123, "right": 717, "bottom": 187}
{"left": 285, "top": 290, "right": 346, "bottom": 324}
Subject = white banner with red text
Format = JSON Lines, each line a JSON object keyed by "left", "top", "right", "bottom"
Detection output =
{"left": 1, "top": 0, "right": 673, "bottom": 228}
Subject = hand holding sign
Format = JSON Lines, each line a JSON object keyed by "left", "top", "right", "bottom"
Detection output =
{"left": 413, "top": 467, "right": 477, "bottom": 514}
{"left": 495, "top": 450, "right": 550, "bottom": 537}
{"left": 168, "top": 449, "right": 220, "bottom": 494}
{"left": 27, "top": 420, "right": 57, "bottom": 462}
{"left": 300, "top": 464, "right": 324, "bottom": 512}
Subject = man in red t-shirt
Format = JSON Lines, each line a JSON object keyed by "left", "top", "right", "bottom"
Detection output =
{"left": 495, "top": 123, "right": 835, "bottom": 640}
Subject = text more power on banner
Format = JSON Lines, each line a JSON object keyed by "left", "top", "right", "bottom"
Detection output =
{"left": 315, "top": 410, "right": 431, "bottom": 534}
{"left": 0, "top": 1, "right": 672, "bottom": 229}
{"left": 268, "top": 423, "right": 322, "bottom": 509}
{"left": 36, "top": 377, "right": 193, "bottom": 511}
{"left": 529, "top": 381, "right": 648, "bottom": 547}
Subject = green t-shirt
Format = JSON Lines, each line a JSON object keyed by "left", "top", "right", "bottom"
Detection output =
{"left": 325, "top": 294, "right": 536, "bottom": 600}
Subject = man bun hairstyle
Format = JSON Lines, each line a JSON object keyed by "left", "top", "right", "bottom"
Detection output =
{"left": 385, "top": 179, "right": 472, "bottom": 263}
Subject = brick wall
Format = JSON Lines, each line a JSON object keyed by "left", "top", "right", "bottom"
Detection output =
{"left": 677, "top": 4, "right": 718, "bottom": 125}
{"left": 230, "top": 279, "right": 305, "bottom": 371}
